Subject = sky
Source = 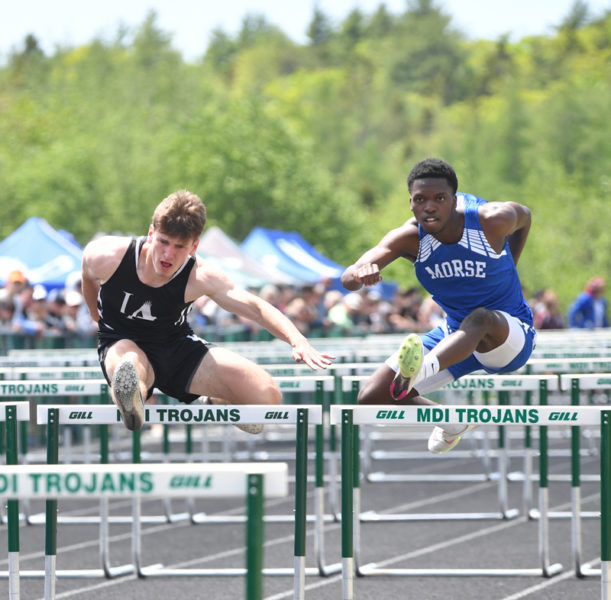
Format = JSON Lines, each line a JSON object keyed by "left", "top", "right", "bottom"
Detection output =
{"left": 1, "top": 0, "right": 610, "bottom": 62}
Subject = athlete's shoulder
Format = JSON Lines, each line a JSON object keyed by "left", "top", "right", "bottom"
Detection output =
{"left": 82, "top": 235, "right": 133, "bottom": 281}
{"left": 85, "top": 235, "right": 132, "bottom": 253}
{"left": 185, "top": 254, "right": 234, "bottom": 302}
{"left": 457, "top": 192, "right": 487, "bottom": 209}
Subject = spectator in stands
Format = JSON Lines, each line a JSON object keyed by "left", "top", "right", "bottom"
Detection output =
{"left": 284, "top": 296, "right": 315, "bottom": 334}
{"left": 0, "top": 297, "right": 15, "bottom": 327}
{"left": 275, "top": 285, "right": 297, "bottom": 313}
{"left": 528, "top": 289, "right": 545, "bottom": 320}
{"left": 388, "top": 287, "right": 424, "bottom": 332}
{"left": 363, "top": 290, "right": 394, "bottom": 333}
{"left": 533, "top": 289, "right": 565, "bottom": 330}
{"left": 327, "top": 291, "right": 364, "bottom": 334}
{"left": 63, "top": 275, "right": 98, "bottom": 339}
{"left": 568, "top": 276, "right": 609, "bottom": 329}
{"left": 28, "top": 284, "right": 49, "bottom": 325}
{"left": 64, "top": 290, "right": 95, "bottom": 339}
{"left": 417, "top": 294, "right": 446, "bottom": 331}
{"left": 44, "top": 289, "right": 68, "bottom": 333}
{"left": 284, "top": 284, "right": 324, "bottom": 335}
{"left": 0, "top": 269, "right": 28, "bottom": 302}
{"left": 11, "top": 283, "right": 45, "bottom": 337}
{"left": 258, "top": 284, "right": 281, "bottom": 309}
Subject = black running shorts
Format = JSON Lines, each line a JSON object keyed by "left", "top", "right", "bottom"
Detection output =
{"left": 98, "top": 333, "right": 213, "bottom": 403}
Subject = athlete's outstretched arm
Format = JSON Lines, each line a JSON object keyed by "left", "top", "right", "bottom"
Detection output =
{"left": 341, "top": 220, "right": 419, "bottom": 291}
{"left": 193, "top": 263, "right": 335, "bottom": 370}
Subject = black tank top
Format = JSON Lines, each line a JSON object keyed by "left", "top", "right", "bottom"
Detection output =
{"left": 98, "top": 237, "right": 196, "bottom": 343}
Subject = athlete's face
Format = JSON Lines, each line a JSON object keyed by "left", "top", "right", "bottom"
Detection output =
{"left": 409, "top": 178, "right": 457, "bottom": 237}
{"left": 148, "top": 227, "right": 198, "bottom": 277}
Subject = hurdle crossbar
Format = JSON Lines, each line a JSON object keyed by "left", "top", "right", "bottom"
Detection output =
{"left": 1, "top": 461, "right": 287, "bottom": 600}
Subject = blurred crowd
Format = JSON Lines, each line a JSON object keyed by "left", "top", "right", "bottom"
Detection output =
{"left": 192, "top": 279, "right": 447, "bottom": 339}
{"left": 0, "top": 269, "right": 96, "bottom": 342}
{"left": 529, "top": 276, "right": 608, "bottom": 331}
{"left": 0, "top": 268, "right": 607, "bottom": 348}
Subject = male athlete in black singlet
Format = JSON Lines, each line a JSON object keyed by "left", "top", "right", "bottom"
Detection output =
{"left": 82, "top": 190, "right": 334, "bottom": 431}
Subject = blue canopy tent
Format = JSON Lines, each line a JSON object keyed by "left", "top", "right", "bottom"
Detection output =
{"left": 241, "top": 227, "right": 344, "bottom": 284}
{"left": 0, "top": 217, "right": 83, "bottom": 289}
{"left": 198, "top": 226, "right": 302, "bottom": 287}
{"left": 241, "top": 227, "right": 398, "bottom": 299}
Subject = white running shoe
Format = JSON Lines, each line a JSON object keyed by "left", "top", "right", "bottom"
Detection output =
{"left": 195, "top": 396, "right": 263, "bottom": 435}
{"left": 428, "top": 424, "right": 479, "bottom": 454}
{"left": 112, "top": 359, "right": 144, "bottom": 431}
{"left": 390, "top": 334, "right": 424, "bottom": 401}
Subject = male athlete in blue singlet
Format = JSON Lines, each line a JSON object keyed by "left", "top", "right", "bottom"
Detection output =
{"left": 82, "top": 190, "right": 334, "bottom": 432}
{"left": 341, "top": 158, "right": 536, "bottom": 454}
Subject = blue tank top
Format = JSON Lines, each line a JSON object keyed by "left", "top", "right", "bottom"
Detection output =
{"left": 414, "top": 193, "right": 533, "bottom": 330}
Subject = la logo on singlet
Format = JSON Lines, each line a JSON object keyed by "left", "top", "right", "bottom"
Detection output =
{"left": 119, "top": 292, "right": 157, "bottom": 322}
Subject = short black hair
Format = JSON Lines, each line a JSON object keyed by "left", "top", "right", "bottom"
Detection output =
{"left": 407, "top": 158, "right": 458, "bottom": 194}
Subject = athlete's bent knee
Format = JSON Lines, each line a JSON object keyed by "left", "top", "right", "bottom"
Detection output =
{"left": 462, "top": 307, "right": 497, "bottom": 332}
{"left": 260, "top": 380, "right": 282, "bottom": 405}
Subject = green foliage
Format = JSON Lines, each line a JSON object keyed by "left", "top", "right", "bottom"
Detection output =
{"left": 1, "top": 4, "right": 610, "bottom": 312}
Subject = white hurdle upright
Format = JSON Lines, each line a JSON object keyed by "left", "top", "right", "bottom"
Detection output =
{"left": 1, "top": 461, "right": 288, "bottom": 600}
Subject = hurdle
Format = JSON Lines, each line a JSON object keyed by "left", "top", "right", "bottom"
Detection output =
{"left": 339, "top": 375, "right": 563, "bottom": 522}
{"left": 0, "top": 374, "right": 342, "bottom": 576}
{"left": 0, "top": 355, "right": 99, "bottom": 368}
{"left": 342, "top": 371, "right": 520, "bottom": 482}
{"left": 0, "top": 379, "right": 153, "bottom": 527}
{"left": 0, "top": 402, "right": 31, "bottom": 596}
{"left": 187, "top": 375, "right": 341, "bottom": 577}
{"left": 331, "top": 404, "right": 611, "bottom": 598}
{"left": 559, "top": 373, "right": 611, "bottom": 579}
{"left": 0, "top": 378, "right": 329, "bottom": 583}
{"left": 35, "top": 403, "right": 330, "bottom": 589}
{"left": 1, "top": 461, "right": 288, "bottom": 600}
{"left": 520, "top": 357, "right": 611, "bottom": 463}
{"left": 514, "top": 362, "right": 608, "bottom": 517}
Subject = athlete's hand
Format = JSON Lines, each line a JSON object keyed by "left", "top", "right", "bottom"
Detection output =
{"left": 353, "top": 263, "right": 382, "bottom": 287}
{"left": 291, "top": 339, "right": 335, "bottom": 370}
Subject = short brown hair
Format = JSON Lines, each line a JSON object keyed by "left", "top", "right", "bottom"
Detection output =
{"left": 152, "top": 190, "right": 207, "bottom": 241}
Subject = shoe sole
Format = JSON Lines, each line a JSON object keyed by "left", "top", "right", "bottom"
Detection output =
{"left": 112, "top": 360, "right": 144, "bottom": 431}
{"left": 235, "top": 423, "right": 264, "bottom": 435}
{"left": 197, "top": 397, "right": 263, "bottom": 434}
{"left": 397, "top": 334, "right": 423, "bottom": 393}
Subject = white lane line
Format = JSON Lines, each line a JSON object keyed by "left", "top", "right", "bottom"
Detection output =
{"left": 499, "top": 562, "right": 600, "bottom": 600}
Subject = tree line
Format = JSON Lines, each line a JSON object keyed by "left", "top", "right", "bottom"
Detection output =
{"left": 0, "top": 0, "right": 609, "bottom": 311}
